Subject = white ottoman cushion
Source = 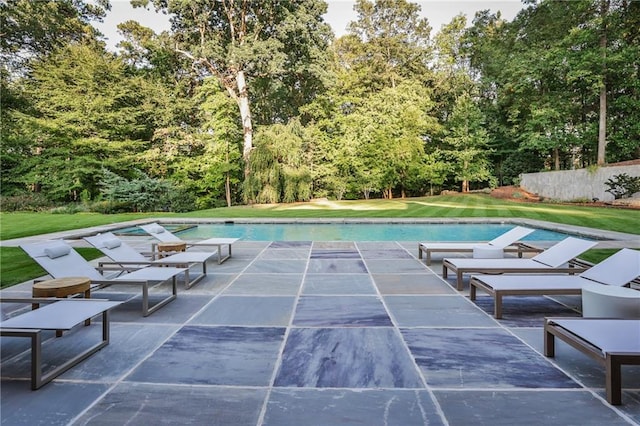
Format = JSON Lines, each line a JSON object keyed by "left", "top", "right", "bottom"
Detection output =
{"left": 473, "top": 244, "right": 504, "bottom": 259}
{"left": 582, "top": 283, "right": 640, "bottom": 318}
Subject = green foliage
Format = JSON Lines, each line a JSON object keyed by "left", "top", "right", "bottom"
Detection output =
{"left": 2, "top": 0, "right": 639, "bottom": 211}
{"left": 499, "top": 150, "right": 546, "bottom": 185}
{"left": 244, "top": 119, "right": 313, "bottom": 204}
{"left": 0, "top": 193, "right": 54, "bottom": 212}
{"left": 444, "top": 93, "right": 493, "bottom": 191}
{"left": 99, "top": 169, "right": 196, "bottom": 212}
{"left": 604, "top": 173, "right": 640, "bottom": 199}
{"left": 0, "top": 0, "right": 107, "bottom": 72}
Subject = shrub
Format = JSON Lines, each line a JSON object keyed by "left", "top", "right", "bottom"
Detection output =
{"left": 89, "top": 200, "right": 133, "bottom": 214}
{"left": 164, "top": 190, "right": 197, "bottom": 213}
{"left": 0, "top": 193, "right": 54, "bottom": 212}
{"left": 604, "top": 173, "right": 640, "bottom": 199}
{"left": 50, "top": 204, "right": 89, "bottom": 214}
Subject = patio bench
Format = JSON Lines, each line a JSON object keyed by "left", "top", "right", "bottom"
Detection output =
{"left": 1, "top": 298, "right": 121, "bottom": 389}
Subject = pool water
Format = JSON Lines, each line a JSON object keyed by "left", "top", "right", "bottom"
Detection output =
{"left": 159, "top": 223, "right": 575, "bottom": 242}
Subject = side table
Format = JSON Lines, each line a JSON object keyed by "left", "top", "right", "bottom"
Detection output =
{"left": 32, "top": 277, "right": 92, "bottom": 336}
{"left": 157, "top": 242, "right": 187, "bottom": 258}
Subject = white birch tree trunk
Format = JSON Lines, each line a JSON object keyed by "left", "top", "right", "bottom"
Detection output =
{"left": 236, "top": 70, "right": 253, "bottom": 176}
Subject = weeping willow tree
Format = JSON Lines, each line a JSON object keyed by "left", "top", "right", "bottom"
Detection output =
{"left": 243, "top": 119, "right": 312, "bottom": 204}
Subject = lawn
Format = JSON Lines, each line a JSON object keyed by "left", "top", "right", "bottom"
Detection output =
{"left": 1, "top": 194, "right": 638, "bottom": 288}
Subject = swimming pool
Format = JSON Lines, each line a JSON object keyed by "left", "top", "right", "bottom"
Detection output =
{"left": 131, "top": 223, "right": 579, "bottom": 242}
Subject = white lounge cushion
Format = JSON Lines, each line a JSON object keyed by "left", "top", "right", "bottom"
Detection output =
{"left": 44, "top": 244, "right": 71, "bottom": 259}
{"left": 102, "top": 238, "right": 121, "bottom": 249}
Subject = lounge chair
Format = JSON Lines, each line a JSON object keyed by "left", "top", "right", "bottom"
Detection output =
{"left": 544, "top": 317, "right": 640, "bottom": 405}
{"left": 139, "top": 222, "right": 238, "bottom": 264}
{"left": 469, "top": 248, "right": 640, "bottom": 318}
{"left": 21, "top": 241, "right": 184, "bottom": 316}
{"left": 418, "top": 226, "right": 538, "bottom": 265}
{"left": 84, "top": 232, "right": 214, "bottom": 289}
{"left": 442, "top": 237, "right": 597, "bottom": 290}
{"left": 0, "top": 297, "right": 121, "bottom": 389}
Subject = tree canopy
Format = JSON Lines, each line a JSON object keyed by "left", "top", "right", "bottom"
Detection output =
{"left": 1, "top": 0, "right": 638, "bottom": 211}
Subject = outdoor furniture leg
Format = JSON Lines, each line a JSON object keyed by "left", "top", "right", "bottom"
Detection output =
{"left": 0, "top": 309, "right": 111, "bottom": 390}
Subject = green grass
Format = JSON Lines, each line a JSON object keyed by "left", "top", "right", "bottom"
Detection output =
{"left": 1, "top": 194, "right": 638, "bottom": 288}
{"left": 0, "top": 247, "right": 103, "bottom": 289}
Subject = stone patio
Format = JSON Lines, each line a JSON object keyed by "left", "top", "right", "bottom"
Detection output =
{"left": 1, "top": 237, "right": 639, "bottom": 425}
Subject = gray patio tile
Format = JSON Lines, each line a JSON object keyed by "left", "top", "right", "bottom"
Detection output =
{"left": 259, "top": 248, "right": 310, "bottom": 259}
{"left": 244, "top": 259, "right": 308, "bottom": 273}
{"left": 359, "top": 249, "right": 413, "bottom": 259}
{"left": 433, "top": 390, "right": 631, "bottom": 426}
{"left": 356, "top": 242, "right": 403, "bottom": 250}
{"left": 264, "top": 389, "right": 444, "bottom": 426}
{"left": 205, "top": 258, "right": 253, "bottom": 273}
{"left": 293, "top": 296, "right": 392, "bottom": 326}
{"left": 365, "top": 259, "right": 430, "bottom": 273}
{"left": 384, "top": 295, "right": 497, "bottom": 327}
{"left": 223, "top": 273, "right": 303, "bottom": 295}
{"left": 307, "top": 258, "right": 368, "bottom": 273}
{"left": 270, "top": 241, "right": 312, "bottom": 248}
{"left": 275, "top": 328, "right": 424, "bottom": 388}
{"left": 74, "top": 383, "right": 266, "bottom": 426}
{"left": 126, "top": 325, "right": 285, "bottom": 386}
{"left": 190, "top": 296, "right": 296, "bottom": 326}
{"left": 1, "top": 322, "right": 178, "bottom": 383}
{"left": 310, "top": 249, "right": 361, "bottom": 258}
{"left": 302, "top": 274, "right": 376, "bottom": 295}
{"left": 401, "top": 328, "right": 579, "bottom": 388}
{"left": 373, "top": 273, "right": 456, "bottom": 294}
{"left": 61, "top": 323, "right": 179, "bottom": 381}
{"left": 107, "top": 294, "right": 212, "bottom": 324}
{"left": 1, "top": 381, "right": 110, "bottom": 426}
{"left": 181, "top": 272, "right": 237, "bottom": 295}
{"left": 313, "top": 241, "right": 357, "bottom": 249}
{"left": 0, "top": 331, "right": 54, "bottom": 362}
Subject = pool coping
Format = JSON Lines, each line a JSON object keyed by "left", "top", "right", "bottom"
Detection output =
{"left": 1, "top": 217, "right": 638, "bottom": 248}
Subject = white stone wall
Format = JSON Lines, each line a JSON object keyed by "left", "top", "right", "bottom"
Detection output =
{"left": 519, "top": 165, "right": 640, "bottom": 202}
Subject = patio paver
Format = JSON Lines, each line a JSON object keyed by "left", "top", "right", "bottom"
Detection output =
{"left": 1, "top": 237, "right": 638, "bottom": 425}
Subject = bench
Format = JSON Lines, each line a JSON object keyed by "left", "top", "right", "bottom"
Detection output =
{"left": 1, "top": 298, "right": 121, "bottom": 389}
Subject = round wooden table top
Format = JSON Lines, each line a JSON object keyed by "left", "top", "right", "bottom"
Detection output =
{"left": 32, "top": 276, "right": 91, "bottom": 297}
{"left": 157, "top": 242, "right": 187, "bottom": 252}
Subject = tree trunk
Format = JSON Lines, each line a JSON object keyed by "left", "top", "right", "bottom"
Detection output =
{"left": 553, "top": 148, "right": 560, "bottom": 170}
{"left": 597, "top": 0, "right": 609, "bottom": 166}
{"left": 236, "top": 70, "right": 253, "bottom": 178}
{"left": 225, "top": 147, "right": 232, "bottom": 207}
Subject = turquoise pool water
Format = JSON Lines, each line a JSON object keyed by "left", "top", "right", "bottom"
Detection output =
{"left": 141, "top": 223, "right": 577, "bottom": 242}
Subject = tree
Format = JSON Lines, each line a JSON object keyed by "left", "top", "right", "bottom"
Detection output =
{"left": 432, "top": 14, "right": 474, "bottom": 122}
{"left": 344, "top": 0, "right": 433, "bottom": 91}
{"left": 444, "top": 93, "right": 493, "bottom": 192}
{"left": 18, "top": 44, "right": 154, "bottom": 201}
{"left": 137, "top": 0, "right": 332, "bottom": 181}
{"left": 243, "top": 119, "right": 312, "bottom": 204}
{"left": 0, "top": 0, "right": 108, "bottom": 73}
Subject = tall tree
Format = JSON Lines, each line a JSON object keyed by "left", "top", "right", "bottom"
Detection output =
{"left": 137, "top": 0, "right": 332, "bottom": 181}
{"left": 0, "top": 0, "right": 108, "bottom": 73}
{"left": 597, "top": 0, "right": 609, "bottom": 165}
{"left": 344, "top": 0, "right": 433, "bottom": 91}
{"left": 444, "top": 93, "right": 493, "bottom": 192}
{"left": 18, "top": 44, "right": 154, "bottom": 201}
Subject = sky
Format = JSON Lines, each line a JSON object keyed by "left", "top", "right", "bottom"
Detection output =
{"left": 95, "top": 0, "right": 525, "bottom": 51}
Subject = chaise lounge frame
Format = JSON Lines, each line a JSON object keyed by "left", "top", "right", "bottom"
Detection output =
{"left": 140, "top": 222, "right": 239, "bottom": 264}
{"left": 442, "top": 237, "right": 597, "bottom": 290}
{"left": 544, "top": 317, "right": 640, "bottom": 405}
{"left": 0, "top": 298, "right": 121, "bottom": 389}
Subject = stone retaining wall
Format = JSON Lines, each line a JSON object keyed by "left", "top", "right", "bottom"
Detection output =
{"left": 519, "top": 165, "right": 640, "bottom": 202}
